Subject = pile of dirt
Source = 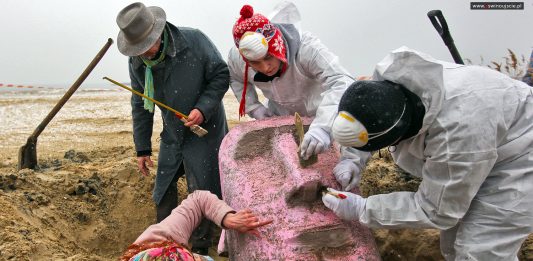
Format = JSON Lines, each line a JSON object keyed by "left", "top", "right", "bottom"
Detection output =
{"left": 0, "top": 145, "right": 186, "bottom": 260}
{"left": 0, "top": 91, "right": 531, "bottom": 260}
{"left": 2, "top": 146, "right": 531, "bottom": 260}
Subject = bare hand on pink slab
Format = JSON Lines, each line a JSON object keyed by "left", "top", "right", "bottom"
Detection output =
{"left": 222, "top": 209, "right": 273, "bottom": 238}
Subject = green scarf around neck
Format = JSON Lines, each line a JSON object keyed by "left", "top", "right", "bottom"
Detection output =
{"left": 140, "top": 26, "right": 169, "bottom": 113}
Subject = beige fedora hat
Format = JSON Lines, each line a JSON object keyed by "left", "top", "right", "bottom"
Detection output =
{"left": 116, "top": 2, "right": 166, "bottom": 56}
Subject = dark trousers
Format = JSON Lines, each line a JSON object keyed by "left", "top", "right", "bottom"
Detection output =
{"left": 156, "top": 163, "right": 215, "bottom": 249}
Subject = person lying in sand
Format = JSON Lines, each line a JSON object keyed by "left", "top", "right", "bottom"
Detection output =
{"left": 120, "top": 190, "right": 272, "bottom": 260}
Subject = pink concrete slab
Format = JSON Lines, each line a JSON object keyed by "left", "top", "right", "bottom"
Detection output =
{"left": 219, "top": 116, "right": 380, "bottom": 260}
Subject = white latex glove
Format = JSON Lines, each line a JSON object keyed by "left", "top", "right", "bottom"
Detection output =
{"left": 333, "top": 159, "right": 361, "bottom": 191}
{"left": 322, "top": 188, "right": 366, "bottom": 221}
{"left": 300, "top": 127, "right": 331, "bottom": 160}
{"left": 249, "top": 106, "right": 274, "bottom": 120}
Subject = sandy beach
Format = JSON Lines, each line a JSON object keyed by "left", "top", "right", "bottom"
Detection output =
{"left": 0, "top": 87, "right": 531, "bottom": 260}
{"left": 0, "top": 89, "right": 250, "bottom": 161}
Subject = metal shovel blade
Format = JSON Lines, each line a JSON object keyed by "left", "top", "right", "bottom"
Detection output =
{"left": 18, "top": 137, "right": 37, "bottom": 170}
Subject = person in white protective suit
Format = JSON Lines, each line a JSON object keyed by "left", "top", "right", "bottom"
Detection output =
{"left": 228, "top": 3, "right": 369, "bottom": 182}
{"left": 323, "top": 46, "right": 533, "bottom": 260}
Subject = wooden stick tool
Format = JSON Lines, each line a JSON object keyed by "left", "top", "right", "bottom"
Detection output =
{"left": 103, "top": 77, "right": 208, "bottom": 137}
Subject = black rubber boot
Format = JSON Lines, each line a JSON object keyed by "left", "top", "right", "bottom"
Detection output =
{"left": 156, "top": 171, "right": 180, "bottom": 222}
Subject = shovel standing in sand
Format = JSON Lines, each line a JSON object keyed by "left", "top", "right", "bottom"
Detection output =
{"left": 102, "top": 77, "right": 208, "bottom": 138}
{"left": 18, "top": 38, "right": 114, "bottom": 170}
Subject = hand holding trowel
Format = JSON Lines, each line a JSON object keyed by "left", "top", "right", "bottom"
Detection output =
{"left": 294, "top": 112, "right": 318, "bottom": 167}
{"left": 103, "top": 77, "right": 208, "bottom": 137}
{"left": 290, "top": 180, "right": 347, "bottom": 205}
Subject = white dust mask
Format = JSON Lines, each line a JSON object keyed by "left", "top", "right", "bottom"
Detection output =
{"left": 238, "top": 32, "right": 268, "bottom": 61}
{"left": 332, "top": 111, "right": 369, "bottom": 148}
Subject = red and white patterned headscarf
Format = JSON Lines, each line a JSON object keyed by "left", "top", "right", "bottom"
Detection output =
{"left": 121, "top": 240, "right": 212, "bottom": 261}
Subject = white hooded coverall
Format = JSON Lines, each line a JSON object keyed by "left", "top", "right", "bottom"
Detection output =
{"left": 227, "top": 10, "right": 354, "bottom": 133}
{"left": 357, "top": 47, "right": 533, "bottom": 260}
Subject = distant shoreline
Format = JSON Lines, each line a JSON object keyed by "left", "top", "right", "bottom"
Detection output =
{"left": 0, "top": 85, "right": 128, "bottom": 95}
{"left": 0, "top": 82, "right": 131, "bottom": 92}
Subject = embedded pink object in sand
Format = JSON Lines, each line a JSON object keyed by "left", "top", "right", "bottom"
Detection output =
{"left": 219, "top": 116, "right": 380, "bottom": 260}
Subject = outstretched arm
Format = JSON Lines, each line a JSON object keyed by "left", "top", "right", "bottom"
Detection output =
{"left": 298, "top": 32, "right": 355, "bottom": 132}
{"left": 134, "top": 191, "right": 271, "bottom": 245}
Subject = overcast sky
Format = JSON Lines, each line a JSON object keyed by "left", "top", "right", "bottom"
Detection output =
{"left": 1, "top": 0, "right": 532, "bottom": 87}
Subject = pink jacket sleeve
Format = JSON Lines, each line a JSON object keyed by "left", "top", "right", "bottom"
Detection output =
{"left": 133, "top": 190, "right": 235, "bottom": 245}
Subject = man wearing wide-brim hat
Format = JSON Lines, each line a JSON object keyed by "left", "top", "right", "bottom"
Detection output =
{"left": 116, "top": 2, "right": 229, "bottom": 255}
